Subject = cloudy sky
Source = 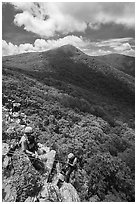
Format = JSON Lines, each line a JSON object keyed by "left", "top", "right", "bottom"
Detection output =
{"left": 2, "top": 2, "right": 135, "bottom": 57}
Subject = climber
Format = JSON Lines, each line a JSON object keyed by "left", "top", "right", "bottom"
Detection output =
{"left": 12, "top": 102, "right": 21, "bottom": 113}
{"left": 56, "top": 173, "right": 65, "bottom": 189}
{"left": 19, "top": 126, "right": 45, "bottom": 173}
{"left": 19, "top": 126, "right": 38, "bottom": 157}
{"left": 65, "top": 153, "right": 77, "bottom": 183}
{"left": 7, "top": 99, "right": 13, "bottom": 111}
{"left": 19, "top": 113, "right": 27, "bottom": 126}
{"left": 2, "top": 94, "right": 8, "bottom": 106}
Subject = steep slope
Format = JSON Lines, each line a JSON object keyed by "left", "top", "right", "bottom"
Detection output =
{"left": 2, "top": 45, "right": 135, "bottom": 125}
{"left": 2, "top": 57, "right": 135, "bottom": 201}
{"left": 96, "top": 53, "right": 135, "bottom": 77}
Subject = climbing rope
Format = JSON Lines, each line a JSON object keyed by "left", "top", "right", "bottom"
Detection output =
{"left": 4, "top": 150, "right": 67, "bottom": 165}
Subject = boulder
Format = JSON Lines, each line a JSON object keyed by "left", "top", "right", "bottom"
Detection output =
{"left": 39, "top": 150, "right": 56, "bottom": 171}
{"left": 3, "top": 155, "right": 11, "bottom": 168}
{"left": 38, "top": 183, "right": 62, "bottom": 201}
{"left": 2, "top": 143, "right": 9, "bottom": 156}
{"left": 2, "top": 183, "right": 16, "bottom": 202}
{"left": 89, "top": 195, "right": 100, "bottom": 202}
{"left": 37, "top": 180, "right": 80, "bottom": 202}
{"left": 25, "top": 196, "right": 36, "bottom": 202}
{"left": 60, "top": 182, "right": 80, "bottom": 202}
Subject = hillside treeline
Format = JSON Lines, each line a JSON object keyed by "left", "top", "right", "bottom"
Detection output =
{"left": 2, "top": 66, "right": 135, "bottom": 202}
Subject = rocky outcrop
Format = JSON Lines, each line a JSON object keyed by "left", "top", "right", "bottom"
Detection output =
{"left": 39, "top": 149, "right": 56, "bottom": 181}
{"left": 37, "top": 181, "right": 80, "bottom": 202}
{"left": 89, "top": 195, "right": 100, "bottom": 202}
{"left": 2, "top": 105, "right": 80, "bottom": 202}
{"left": 2, "top": 143, "right": 9, "bottom": 156}
{"left": 39, "top": 150, "right": 56, "bottom": 170}
{"left": 60, "top": 182, "right": 80, "bottom": 202}
{"left": 38, "top": 183, "right": 62, "bottom": 201}
{"left": 2, "top": 143, "right": 10, "bottom": 168}
{"left": 2, "top": 179, "right": 17, "bottom": 202}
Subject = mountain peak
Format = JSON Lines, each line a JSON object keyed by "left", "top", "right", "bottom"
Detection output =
{"left": 54, "top": 44, "right": 83, "bottom": 56}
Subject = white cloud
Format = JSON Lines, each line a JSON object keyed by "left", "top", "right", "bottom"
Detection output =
{"left": 121, "top": 49, "right": 135, "bottom": 57}
{"left": 2, "top": 40, "right": 19, "bottom": 56}
{"left": 34, "top": 35, "right": 88, "bottom": 51}
{"left": 96, "top": 38, "right": 133, "bottom": 48}
{"left": 113, "top": 43, "right": 131, "bottom": 52}
{"left": 95, "top": 38, "right": 135, "bottom": 56}
{"left": 2, "top": 36, "right": 88, "bottom": 56}
{"left": 2, "top": 40, "right": 35, "bottom": 56}
{"left": 84, "top": 49, "right": 112, "bottom": 56}
{"left": 58, "top": 2, "right": 135, "bottom": 28}
{"left": 113, "top": 43, "right": 135, "bottom": 57}
{"left": 10, "top": 2, "right": 135, "bottom": 38}
{"left": 2, "top": 36, "right": 135, "bottom": 57}
{"left": 12, "top": 2, "right": 87, "bottom": 37}
{"left": 18, "top": 43, "right": 35, "bottom": 53}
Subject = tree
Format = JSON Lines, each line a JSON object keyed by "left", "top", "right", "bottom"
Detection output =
{"left": 86, "top": 153, "right": 134, "bottom": 201}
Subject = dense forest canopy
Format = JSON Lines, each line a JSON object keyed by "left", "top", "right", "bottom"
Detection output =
{"left": 2, "top": 45, "right": 135, "bottom": 202}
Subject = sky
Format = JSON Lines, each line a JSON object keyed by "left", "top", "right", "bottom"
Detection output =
{"left": 2, "top": 2, "right": 135, "bottom": 57}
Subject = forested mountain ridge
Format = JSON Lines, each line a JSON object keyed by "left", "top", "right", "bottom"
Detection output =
{"left": 2, "top": 45, "right": 135, "bottom": 201}
{"left": 3, "top": 45, "right": 135, "bottom": 126}
{"left": 95, "top": 53, "right": 135, "bottom": 77}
